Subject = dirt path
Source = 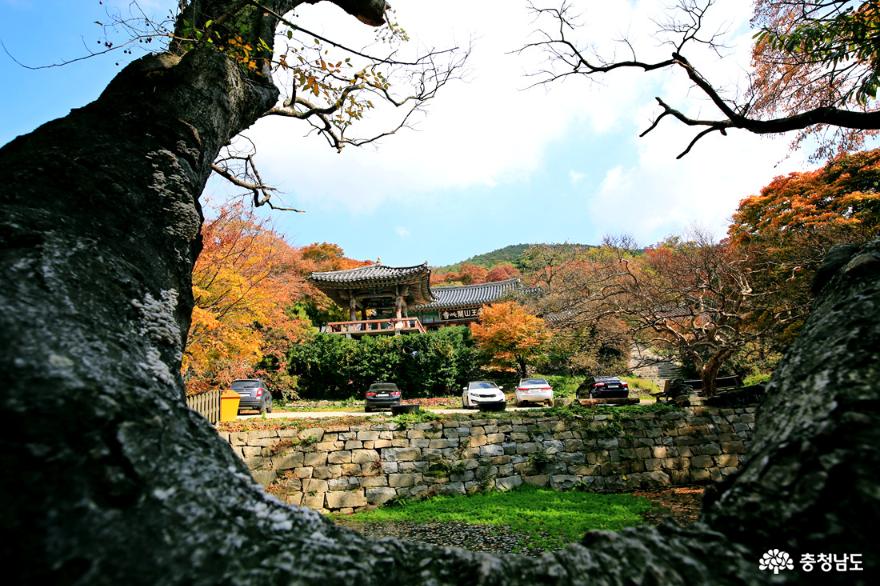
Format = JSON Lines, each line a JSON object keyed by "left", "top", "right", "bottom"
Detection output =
{"left": 635, "top": 486, "right": 705, "bottom": 526}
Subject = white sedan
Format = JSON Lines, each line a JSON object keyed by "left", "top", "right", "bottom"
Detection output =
{"left": 515, "top": 378, "right": 554, "bottom": 406}
{"left": 462, "top": 381, "right": 507, "bottom": 410}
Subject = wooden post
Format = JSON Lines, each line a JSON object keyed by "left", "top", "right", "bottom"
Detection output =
{"left": 349, "top": 291, "right": 357, "bottom": 321}
{"left": 394, "top": 285, "right": 403, "bottom": 320}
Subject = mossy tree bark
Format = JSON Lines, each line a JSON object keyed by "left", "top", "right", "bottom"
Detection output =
{"left": 1, "top": 0, "right": 878, "bottom": 584}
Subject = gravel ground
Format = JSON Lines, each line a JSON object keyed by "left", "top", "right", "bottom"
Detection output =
{"left": 335, "top": 488, "right": 705, "bottom": 557}
{"left": 336, "top": 519, "right": 548, "bottom": 557}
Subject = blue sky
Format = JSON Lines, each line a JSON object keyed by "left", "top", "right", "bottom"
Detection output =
{"left": 1, "top": 0, "right": 813, "bottom": 266}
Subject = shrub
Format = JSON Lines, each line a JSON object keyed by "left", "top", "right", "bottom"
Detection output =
{"left": 536, "top": 373, "right": 581, "bottom": 398}
{"left": 620, "top": 376, "right": 660, "bottom": 395}
{"left": 391, "top": 410, "right": 441, "bottom": 427}
{"left": 743, "top": 372, "right": 772, "bottom": 386}
{"left": 287, "top": 326, "right": 485, "bottom": 399}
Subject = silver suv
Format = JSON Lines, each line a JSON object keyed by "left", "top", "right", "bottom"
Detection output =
{"left": 231, "top": 379, "right": 273, "bottom": 414}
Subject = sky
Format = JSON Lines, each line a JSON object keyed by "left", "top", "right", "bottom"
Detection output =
{"left": 0, "top": 0, "right": 816, "bottom": 266}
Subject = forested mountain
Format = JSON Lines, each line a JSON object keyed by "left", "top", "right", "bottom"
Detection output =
{"left": 436, "top": 243, "right": 593, "bottom": 272}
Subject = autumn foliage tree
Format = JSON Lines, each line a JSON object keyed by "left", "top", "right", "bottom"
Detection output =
{"left": 299, "top": 242, "right": 367, "bottom": 271}
{"left": 470, "top": 301, "right": 552, "bottom": 377}
{"left": 729, "top": 148, "right": 880, "bottom": 349}
{"left": 751, "top": 0, "right": 880, "bottom": 156}
{"left": 485, "top": 262, "right": 522, "bottom": 282}
{"left": 542, "top": 235, "right": 767, "bottom": 395}
{"left": 525, "top": 248, "right": 632, "bottom": 374}
{"left": 633, "top": 237, "right": 763, "bottom": 394}
{"left": 430, "top": 262, "right": 489, "bottom": 286}
{"left": 521, "top": 243, "right": 584, "bottom": 293}
{"left": 183, "top": 203, "right": 309, "bottom": 395}
{"left": 456, "top": 263, "right": 489, "bottom": 284}
{"left": 431, "top": 262, "right": 521, "bottom": 286}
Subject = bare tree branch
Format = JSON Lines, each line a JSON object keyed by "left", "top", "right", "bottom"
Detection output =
{"left": 211, "top": 140, "right": 306, "bottom": 212}
{"left": 522, "top": 0, "right": 880, "bottom": 157}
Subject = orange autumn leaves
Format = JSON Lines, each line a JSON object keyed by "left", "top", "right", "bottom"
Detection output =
{"left": 727, "top": 148, "right": 880, "bottom": 348}
{"left": 182, "top": 203, "right": 308, "bottom": 393}
{"left": 182, "top": 206, "right": 373, "bottom": 394}
{"left": 750, "top": 1, "right": 880, "bottom": 156}
{"left": 731, "top": 149, "right": 880, "bottom": 242}
{"left": 182, "top": 205, "right": 368, "bottom": 394}
{"left": 470, "top": 302, "right": 551, "bottom": 377}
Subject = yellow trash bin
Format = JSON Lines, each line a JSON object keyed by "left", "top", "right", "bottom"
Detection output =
{"left": 220, "top": 389, "right": 241, "bottom": 422}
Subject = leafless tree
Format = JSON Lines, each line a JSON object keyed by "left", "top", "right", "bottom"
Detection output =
{"left": 522, "top": 0, "right": 880, "bottom": 158}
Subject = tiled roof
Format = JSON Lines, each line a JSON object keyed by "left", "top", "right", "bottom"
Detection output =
{"left": 543, "top": 308, "right": 578, "bottom": 324}
{"left": 309, "top": 263, "right": 430, "bottom": 286}
{"left": 308, "top": 263, "right": 434, "bottom": 307}
{"left": 413, "top": 278, "right": 540, "bottom": 311}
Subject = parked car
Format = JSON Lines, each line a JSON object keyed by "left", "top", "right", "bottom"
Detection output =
{"left": 462, "top": 381, "right": 506, "bottom": 410}
{"left": 577, "top": 376, "right": 629, "bottom": 399}
{"left": 232, "top": 379, "right": 273, "bottom": 414}
{"left": 515, "top": 378, "right": 554, "bottom": 406}
{"left": 365, "top": 382, "right": 402, "bottom": 412}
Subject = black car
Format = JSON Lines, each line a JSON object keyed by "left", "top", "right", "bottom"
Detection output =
{"left": 232, "top": 379, "right": 273, "bottom": 414}
{"left": 577, "top": 376, "right": 630, "bottom": 399}
{"left": 365, "top": 382, "right": 402, "bottom": 412}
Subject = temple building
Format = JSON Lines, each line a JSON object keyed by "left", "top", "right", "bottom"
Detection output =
{"left": 308, "top": 263, "right": 537, "bottom": 336}
{"left": 411, "top": 279, "right": 533, "bottom": 329}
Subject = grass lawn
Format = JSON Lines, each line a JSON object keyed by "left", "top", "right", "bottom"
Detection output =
{"left": 337, "top": 486, "right": 653, "bottom": 551}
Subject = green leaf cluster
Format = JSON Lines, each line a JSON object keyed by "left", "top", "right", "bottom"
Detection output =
{"left": 756, "top": 1, "right": 880, "bottom": 105}
{"left": 287, "top": 326, "right": 483, "bottom": 399}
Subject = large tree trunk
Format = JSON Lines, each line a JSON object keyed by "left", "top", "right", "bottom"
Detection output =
{"left": 699, "top": 353, "right": 724, "bottom": 396}
{"left": 0, "top": 46, "right": 279, "bottom": 583}
{"left": 516, "top": 355, "right": 528, "bottom": 379}
{"left": 1, "top": 19, "right": 878, "bottom": 586}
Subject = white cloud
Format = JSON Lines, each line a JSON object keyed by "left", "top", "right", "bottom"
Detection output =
{"left": 242, "top": 0, "right": 814, "bottom": 240}
{"left": 395, "top": 226, "right": 411, "bottom": 239}
{"left": 250, "top": 0, "right": 680, "bottom": 212}
{"left": 571, "top": 0, "right": 811, "bottom": 245}
{"left": 588, "top": 115, "right": 808, "bottom": 244}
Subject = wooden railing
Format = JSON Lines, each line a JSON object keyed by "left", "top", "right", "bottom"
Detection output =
{"left": 323, "top": 317, "right": 426, "bottom": 335}
{"left": 186, "top": 388, "right": 222, "bottom": 424}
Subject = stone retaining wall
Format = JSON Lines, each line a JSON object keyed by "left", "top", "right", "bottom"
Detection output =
{"left": 221, "top": 406, "right": 756, "bottom": 514}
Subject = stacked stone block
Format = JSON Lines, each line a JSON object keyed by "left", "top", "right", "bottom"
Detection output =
{"left": 220, "top": 406, "right": 756, "bottom": 514}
